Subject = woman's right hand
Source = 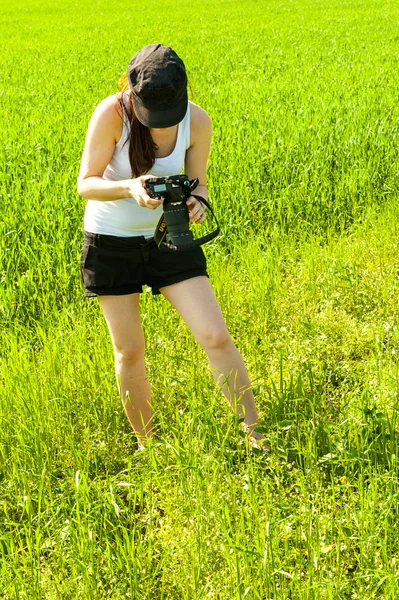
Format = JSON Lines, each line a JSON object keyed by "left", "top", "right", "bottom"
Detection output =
{"left": 128, "top": 175, "right": 164, "bottom": 210}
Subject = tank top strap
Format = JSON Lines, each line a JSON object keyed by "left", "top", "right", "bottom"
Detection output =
{"left": 182, "top": 102, "right": 191, "bottom": 150}
{"left": 116, "top": 112, "right": 130, "bottom": 149}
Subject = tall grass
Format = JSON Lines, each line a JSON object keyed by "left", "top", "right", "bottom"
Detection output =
{"left": 1, "top": 0, "right": 399, "bottom": 597}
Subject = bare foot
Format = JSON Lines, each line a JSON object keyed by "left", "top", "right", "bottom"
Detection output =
{"left": 249, "top": 436, "right": 271, "bottom": 455}
{"left": 136, "top": 434, "right": 154, "bottom": 452}
{"left": 240, "top": 422, "right": 270, "bottom": 454}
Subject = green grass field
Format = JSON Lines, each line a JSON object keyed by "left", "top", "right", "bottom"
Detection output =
{"left": 1, "top": 0, "right": 399, "bottom": 597}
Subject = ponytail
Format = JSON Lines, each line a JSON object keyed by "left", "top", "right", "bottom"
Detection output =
{"left": 117, "top": 79, "right": 157, "bottom": 179}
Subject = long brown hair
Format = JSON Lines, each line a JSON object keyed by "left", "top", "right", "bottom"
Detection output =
{"left": 117, "top": 75, "right": 158, "bottom": 178}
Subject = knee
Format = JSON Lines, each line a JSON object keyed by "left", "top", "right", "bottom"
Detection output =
{"left": 200, "top": 325, "right": 233, "bottom": 353}
{"left": 114, "top": 340, "right": 145, "bottom": 366}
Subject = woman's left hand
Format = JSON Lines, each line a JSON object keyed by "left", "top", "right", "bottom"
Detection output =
{"left": 186, "top": 196, "right": 206, "bottom": 224}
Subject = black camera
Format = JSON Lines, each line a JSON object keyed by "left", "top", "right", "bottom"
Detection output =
{"left": 145, "top": 174, "right": 219, "bottom": 251}
{"left": 145, "top": 174, "right": 199, "bottom": 249}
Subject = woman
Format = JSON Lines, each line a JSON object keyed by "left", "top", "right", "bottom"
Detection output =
{"left": 78, "top": 44, "right": 268, "bottom": 453}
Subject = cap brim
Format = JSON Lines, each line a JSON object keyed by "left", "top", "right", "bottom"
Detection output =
{"left": 132, "top": 91, "right": 188, "bottom": 128}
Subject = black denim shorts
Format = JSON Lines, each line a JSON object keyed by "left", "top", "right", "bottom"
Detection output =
{"left": 80, "top": 231, "right": 208, "bottom": 297}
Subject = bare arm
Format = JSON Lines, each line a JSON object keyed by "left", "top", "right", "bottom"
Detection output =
{"left": 77, "top": 96, "right": 162, "bottom": 209}
{"left": 185, "top": 103, "right": 212, "bottom": 222}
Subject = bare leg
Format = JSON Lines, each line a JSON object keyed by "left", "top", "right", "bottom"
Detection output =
{"left": 160, "top": 277, "right": 266, "bottom": 444}
{"left": 99, "top": 294, "right": 153, "bottom": 449}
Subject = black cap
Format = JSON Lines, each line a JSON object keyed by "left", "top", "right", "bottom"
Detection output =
{"left": 128, "top": 44, "right": 188, "bottom": 128}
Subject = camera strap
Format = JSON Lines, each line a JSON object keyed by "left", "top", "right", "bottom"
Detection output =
{"left": 154, "top": 194, "right": 220, "bottom": 251}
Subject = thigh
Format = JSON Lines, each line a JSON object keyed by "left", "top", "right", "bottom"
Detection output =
{"left": 160, "top": 276, "right": 230, "bottom": 346}
{"left": 99, "top": 293, "right": 144, "bottom": 351}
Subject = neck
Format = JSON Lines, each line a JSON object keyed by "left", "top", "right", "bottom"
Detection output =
{"left": 150, "top": 126, "right": 177, "bottom": 134}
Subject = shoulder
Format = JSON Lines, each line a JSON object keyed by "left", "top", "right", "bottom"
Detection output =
{"left": 189, "top": 101, "right": 211, "bottom": 145}
{"left": 88, "top": 94, "right": 124, "bottom": 142}
{"left": 92, "top": 94, "right": 123, "bottom": 120}
{"left": 190, "top": 102, "right": 212, "bottom": 133}
{"left": 189, "top": 101, "right": 211, "bottom": 130}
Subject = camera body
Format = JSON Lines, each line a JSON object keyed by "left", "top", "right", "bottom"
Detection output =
{"left": 145, "top": 175, "right": 199, "bottom": 249}
{"left": 145, "top": 174, "right": 198, "bottom": 204}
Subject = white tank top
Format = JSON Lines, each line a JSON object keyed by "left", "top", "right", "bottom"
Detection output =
{"left": 83, "top": 101, "right": 191, "bottom": 237}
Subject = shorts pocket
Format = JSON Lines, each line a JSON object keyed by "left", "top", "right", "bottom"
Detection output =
{"left": 80, "top": 244, "right": 142, "bottom": 291}
{"left": 80, "top": 244, "right": 89, "bottom": 268}
{"left": 81, "top": 245, "right": 116, "bottom": 289}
